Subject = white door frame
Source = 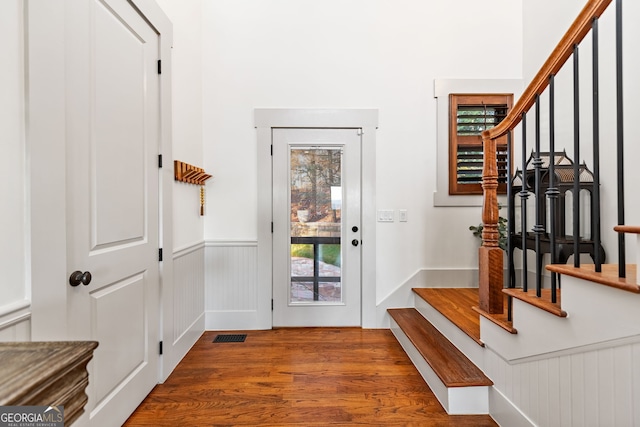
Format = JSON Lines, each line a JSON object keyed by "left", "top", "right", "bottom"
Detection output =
{"left": 255, "top": 109, "right": 378, "bottom": 329}
{"left": 27, "top": 0, "right": 175, "bottom": 381}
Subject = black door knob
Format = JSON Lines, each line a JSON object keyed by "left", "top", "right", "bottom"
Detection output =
{"left": 352, "top": 239, "right": 359, "bottom": 247}
{"left": 352, "top": 226, "right": 359, "bottom": 232}
{"left": 69, "top": 271, "right": 92, "bottom": 287}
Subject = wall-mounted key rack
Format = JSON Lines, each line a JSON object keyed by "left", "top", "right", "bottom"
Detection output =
{"left": 174, "top": 160, "right": 212, "bottom": 215}
{"left": 174, "top": 160, "right": 212, "bottom": 185}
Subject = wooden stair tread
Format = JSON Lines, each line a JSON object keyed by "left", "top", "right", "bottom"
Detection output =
{"left": 412, "top": 288, "right": 483, "bottom": 346}
{"left": 472, "top": 306, "right": 517, "bottom": 334}
{"left": 388, "top": 308, "right": 493, "bottom": 388}
{"left": 502, "top": 288, "right": 567, "bottom": 317}
{"left": 546, "top": 264, "right": 640, "bottom": 294}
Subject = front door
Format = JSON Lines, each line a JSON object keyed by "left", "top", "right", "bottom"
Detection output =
{"left": 272, "top": 128, "right": 362, "bottom": 327}
{"left": 65, "top": 0, "right": 160, "bottom": 425}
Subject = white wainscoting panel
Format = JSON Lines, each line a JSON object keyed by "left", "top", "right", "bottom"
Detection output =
{"left": 168, "top": 243, "right": 205, "bottom": 375}
{"left": 173, "top": 244, "right": 205, "bottom": 343}
{"left": 0, "top": 300, "right": 31, "bottom": 342}
{"left": 205, "top": 241, "right": 260, "bottom": 330}
{"left": 486, "top": 338, "right": 640, "bottom": 427}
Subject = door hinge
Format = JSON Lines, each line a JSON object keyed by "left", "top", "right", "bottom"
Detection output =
{"left": 270, "top": 144, "right": 273, "bottom": 156}
{"left": 157, "top": 59, "right": 162, "bottom": 74}
{"left": 271, "top": 222, "right": 274, "bottom": 233}
{"left": 159, "top": 248, "right": 163, "bottom": 262}
{"left": 158, "top": 154, "right": 163, "bottom": 168}
{"left": 271, "top": 299, "right": 274, "bottom": 310}
{"left": 159, "top": 341, "right": 163, "bottom": 355}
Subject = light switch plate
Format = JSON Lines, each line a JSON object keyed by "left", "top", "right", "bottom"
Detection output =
{"left": 399, "top": 210, "right": 408, "bottom": 222}
{"left": 377, "top": 210, "right": 394, "bottom": 222}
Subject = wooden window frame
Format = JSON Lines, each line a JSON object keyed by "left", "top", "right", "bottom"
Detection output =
{"left": 448, "top": 93, "right": 513, "bottom": 196}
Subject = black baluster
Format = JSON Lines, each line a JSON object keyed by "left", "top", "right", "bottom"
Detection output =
{"left": 547, "top": 75, "right": 559, "bottom": 304}
{"left": 507, "top": 130, "right": 514, "bottom": 322}
{"left": 533, "top": 95, "right": 544, "bottom": 298}
{"left": 520, "top": 113, "right": 529, "bottom": 292}
{"left": 573, "top": 44, "right": 581, "bottom": 268}
{"left": 592, "top": 17, "right": 602, "bottom": 273}
{"left": 616, "top": 0, "right": 626, "bottom": 277}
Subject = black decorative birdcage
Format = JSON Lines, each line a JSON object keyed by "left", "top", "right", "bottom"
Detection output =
{"left": 509, "top": 151, "right": 605, "bottom": 272}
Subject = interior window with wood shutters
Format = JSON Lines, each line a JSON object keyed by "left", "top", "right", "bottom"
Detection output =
{"left": 449, "top": 93, "right": 513, "bottom": 195}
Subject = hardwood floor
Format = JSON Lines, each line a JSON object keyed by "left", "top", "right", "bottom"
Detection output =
{"left": 124, "top": 328, "right": 497, "bottom": 426}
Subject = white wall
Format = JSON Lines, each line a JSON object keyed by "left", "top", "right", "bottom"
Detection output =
{"left": 155, "top": 0, "right": 205, "bottom": 251}
{"left": 522, "top": 0, "right": 584, "bottom": 84}
{"left": 201, "top": 0, "right": 523, "bottom": 304}
{"left": 0, "top": 1, "right": 28, "bottom": 314}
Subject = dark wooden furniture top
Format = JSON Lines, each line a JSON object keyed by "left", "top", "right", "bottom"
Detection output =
{"left": 0, "top": 341, "right": 98, "bottom": 426}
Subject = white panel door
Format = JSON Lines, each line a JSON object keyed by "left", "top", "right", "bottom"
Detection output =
{"left": 272, "top": 128, "right": 362, "bottom": 327}
{"left": 65, "top": 0, "right": 160, "bottom": 425}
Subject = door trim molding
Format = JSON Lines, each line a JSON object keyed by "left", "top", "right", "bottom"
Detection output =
{"left": 255, "top": 109, "right": 378, "bottom": 329}
{"left": 129, "top": 0, "right": 176, "bottom": 382}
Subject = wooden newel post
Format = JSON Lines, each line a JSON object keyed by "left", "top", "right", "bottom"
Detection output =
{"left": 479, "top": 134, "right": 504, "bottom": 314}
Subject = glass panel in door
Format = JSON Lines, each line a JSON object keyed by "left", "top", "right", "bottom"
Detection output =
{"left": 289, "top": 147, "right": 342, "bottom": 304}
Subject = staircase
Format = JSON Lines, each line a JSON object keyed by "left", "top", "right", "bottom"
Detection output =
{"left": 388, "top": 273, "right": 640, "bottom": 426}
{"left": 386, "top": 0, "right": 640, "bottom": 425}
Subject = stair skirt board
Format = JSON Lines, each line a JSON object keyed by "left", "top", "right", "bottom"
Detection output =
{"left": 489, "top": 387, "right": 537, "bottom": 427}
{"left": 390, "top": 317, "right": 489, "bottom": 415}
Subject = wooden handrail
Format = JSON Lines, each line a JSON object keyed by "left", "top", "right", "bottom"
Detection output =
{"left": 482, "top": 0, "right": 612, "bottom": 142}
{"left": 478, "top": 0, "right": 613, "bottom": 315}
{"left": 614, "top": 225, "right": 640, "bottom": 235}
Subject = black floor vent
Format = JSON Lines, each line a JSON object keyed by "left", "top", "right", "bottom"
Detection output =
{"left": 213, "top": 334, "right": 247, "bottom": 343}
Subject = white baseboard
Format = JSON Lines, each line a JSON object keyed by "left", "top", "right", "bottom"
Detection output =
{"left": 161, "top": 312, "right": 205, "bottom": 383}
{"left": 205, "top": 310, "right": 267, "bottom": 331}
